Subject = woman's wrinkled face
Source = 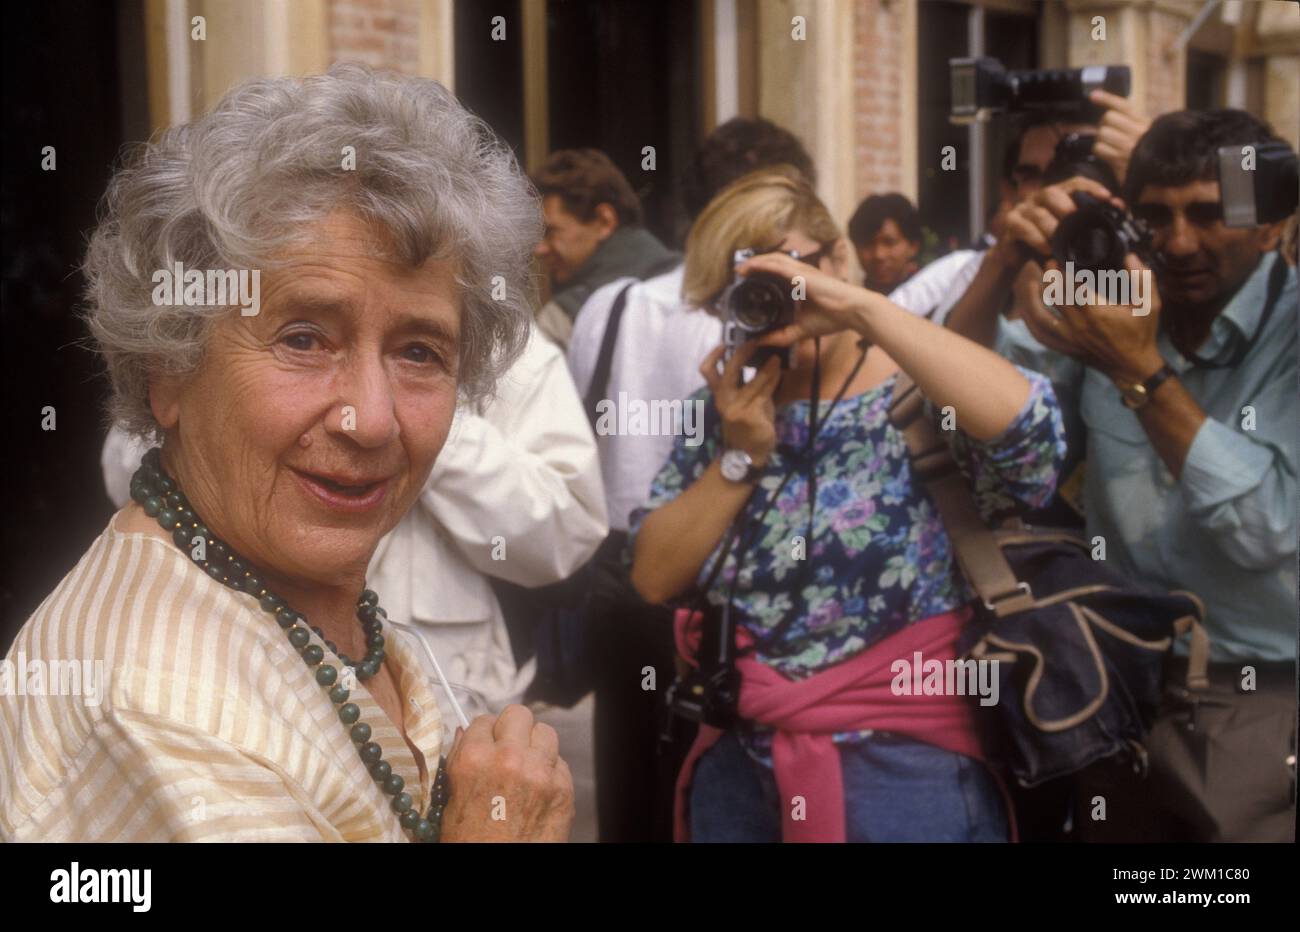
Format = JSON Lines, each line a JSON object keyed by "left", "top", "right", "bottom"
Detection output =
{"left": 151, "top": 209, "right": 460, "bottom": 589}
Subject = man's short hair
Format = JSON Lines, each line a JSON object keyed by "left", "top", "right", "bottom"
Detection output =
{"left": 1123, "top": 108, "right": 1287, "bottom": 205}
{"left": 1002, "top": 109, "right": 1100, "bottom": 182}
{"left": 532, "top": 148, "right": 642, "bottom": 226}
{"left": 681, "top": 117, "right": 817, "bottom": 219}
{"left": 847, "top": 193, "right": 921, "bottom": 247}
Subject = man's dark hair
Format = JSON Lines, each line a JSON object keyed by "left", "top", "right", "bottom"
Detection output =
{"left": 1123, "top": 108, "right": 1285, "bottom": 206}
{"left": 532, "top": 148, "right": 642, "bottom": 226}
{"left": 681, "top": 117, "right": 817, "bottom": 219}
{"left": 1002, "top": 109, "right": 1100, "bottom": 182}
{"left": 847, "top": 193, "right": 922, "bottom": 247}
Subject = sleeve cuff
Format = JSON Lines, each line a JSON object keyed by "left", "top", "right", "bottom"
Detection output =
{"left": 1179, "top": 417, "right": 1275, "bottom": 510}
{"left": 964, "top": 367, "right": 1054, "bottom": 449}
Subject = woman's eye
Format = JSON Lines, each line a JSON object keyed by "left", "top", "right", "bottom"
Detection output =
{"left": 402, "top": 344, "right": 442, "bottom": 366}
{"left": 281, "top": 331, "right": 319, "bottom": 352}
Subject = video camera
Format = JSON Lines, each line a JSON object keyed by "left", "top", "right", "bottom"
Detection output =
{"left": 949, "top": 57, "right": 1130, "bottom": 125}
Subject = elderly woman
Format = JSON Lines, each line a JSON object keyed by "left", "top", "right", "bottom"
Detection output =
{"left": 0, "top": 65, "right": 573, "bottom": 842}
{"left": 630, "top": 170, "right": 1066, "bottom": 842}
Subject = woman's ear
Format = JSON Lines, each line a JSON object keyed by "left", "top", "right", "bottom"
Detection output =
{"left": 149, "top": 375, "right": 183, "bottom": 430}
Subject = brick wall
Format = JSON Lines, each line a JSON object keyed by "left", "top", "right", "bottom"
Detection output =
{"left": 852, "top": 0, "right": 907, "bottom": 199}
{"left": 328, "top": 0, "right": 421, "bottom": 71}
{"left": 1143, "top": 6, "right": 1188, "bottom": 119}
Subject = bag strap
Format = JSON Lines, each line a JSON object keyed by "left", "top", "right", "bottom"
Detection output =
{"left": 887, "top": 371, "right": 1036, "bottom": 618}
{"left": 583, "top": 280, "right": 639, "bottom": 431}
{"left": 889, "top": 372, "right": 1212, "bottom": 690}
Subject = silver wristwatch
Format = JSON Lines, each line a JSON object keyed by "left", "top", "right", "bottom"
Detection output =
{"left": 719, "top": 449, "right": 762, "bottom": 483}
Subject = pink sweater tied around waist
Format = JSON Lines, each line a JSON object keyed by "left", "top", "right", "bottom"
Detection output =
{"left": 672, "top": 604, "right": 1015, "bottom": 843}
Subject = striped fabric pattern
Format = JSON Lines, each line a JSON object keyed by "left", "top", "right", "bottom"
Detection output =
{"left": 1, "top": 512, "right": 444, "bottom": 841}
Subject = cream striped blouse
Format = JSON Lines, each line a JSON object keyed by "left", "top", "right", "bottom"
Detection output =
{"left": 0, "top": 510, "right": 445, "bottom": 841}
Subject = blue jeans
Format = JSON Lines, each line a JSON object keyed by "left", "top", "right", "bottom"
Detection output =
{"left": 689, "top": 731, "right": 1008, "bottom": 842}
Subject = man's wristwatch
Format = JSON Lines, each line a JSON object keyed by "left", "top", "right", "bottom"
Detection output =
{"left": 1119, "top": 364, "right": 1176, "bottom": 410}
{"left": 719, "top": 449, "right": 764, "bottom": 483}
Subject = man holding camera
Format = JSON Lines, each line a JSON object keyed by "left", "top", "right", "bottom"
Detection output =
{"left": 946, "top": 108, "right": 1298, "bottom": 843}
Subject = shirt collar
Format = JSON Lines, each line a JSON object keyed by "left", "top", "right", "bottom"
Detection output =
{"left": 1162, "top": 254, "right": 1279, "bottom": 368}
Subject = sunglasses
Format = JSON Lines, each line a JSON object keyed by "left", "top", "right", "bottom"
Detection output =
{"left": 748, "top": 242, "right": 833, "bottom": 267}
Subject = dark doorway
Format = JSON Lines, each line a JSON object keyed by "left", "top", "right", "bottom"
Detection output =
{"left": 454, "top": 0, "right": 526, "bottom": 158}
{"left": 916, "top": 0, "right": 973, "bottom": 250}
{"left": 1187, "top": 49, "right": 1227, "bottom": 111}
{"left": 916, "top": 4, "right": 1039, "bottom": 250}
{"left": 544, "top": 0, "right": 699, "bottom": 249}
{"left": 1, "top": 1, "right": 133, "bottom": 651}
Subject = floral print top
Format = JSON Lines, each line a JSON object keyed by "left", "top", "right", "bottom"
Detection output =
{"left": 627, "top": 367, "right": 1066, "bottom": 764}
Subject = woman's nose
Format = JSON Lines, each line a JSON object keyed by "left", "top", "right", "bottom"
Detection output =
{"left": 329, "top": 356, "right": 400, "bottom": 447}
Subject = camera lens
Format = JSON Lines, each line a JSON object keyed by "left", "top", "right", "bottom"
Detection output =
{"left": 1052, "top": 199, "right": 1128, "bottom": 275}
{"left": 729, "top": 277, "right": 788, "bottom": 331}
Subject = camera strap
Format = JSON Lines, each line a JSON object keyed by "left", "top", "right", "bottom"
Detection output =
{"left": 1180, "top": 252, "right": 1288, "bottom": 371}
{"left": 688, "top": 340, "right": 871, "bottom": 666}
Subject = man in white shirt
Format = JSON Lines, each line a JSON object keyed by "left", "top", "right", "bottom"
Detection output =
{"left": 888, "top": 247, "right": 986, "bottom": 320}
{"left": 568, "top": 265, "right": 722, "bottom": 532}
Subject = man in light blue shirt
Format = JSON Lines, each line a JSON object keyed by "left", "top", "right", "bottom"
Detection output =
{"left": 945, "top": 108, "right": 1296, "bottom": 842}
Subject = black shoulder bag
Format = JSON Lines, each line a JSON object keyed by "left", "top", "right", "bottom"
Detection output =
{"left": 887, "top": 371, "right": 1210, "bottom": 787}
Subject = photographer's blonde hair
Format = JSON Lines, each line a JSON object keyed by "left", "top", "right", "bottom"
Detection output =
{"left": 683, "top": 166, "right": 844, "bottom": 311}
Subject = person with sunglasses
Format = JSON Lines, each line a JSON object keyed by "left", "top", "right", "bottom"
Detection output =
{"left": 628, "top": 168, "right": 1067, "bottom": 842}
{"left": 944, "top": 108, "right": 1298, "bottom": 844}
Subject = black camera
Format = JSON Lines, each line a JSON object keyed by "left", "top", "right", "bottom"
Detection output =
{"left": 665, "top": 663, "right": 741, "bottom": 730}
{"left": 1051, "top": 192, "right": 1158, "bottom": 277}
{"left": 949, "top": 57, "right": 1130, "bottom": 125}
{"left": 664, "top": 602, "right": 740, "bottom": 730}
{"left": 719, "top": 247, "right": 797, "bottom": 370}
{"left": 1043, "top": 133, "right": 1155, "bottom": 277}
{"left": 1217, "top": 141, "right": 1299, "bottom": 228}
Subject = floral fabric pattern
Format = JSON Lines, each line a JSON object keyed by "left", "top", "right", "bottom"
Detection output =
{"left": 628, "top": 367, "right": 1066, "bottom": 761}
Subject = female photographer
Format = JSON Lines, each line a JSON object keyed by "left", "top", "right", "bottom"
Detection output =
{"left": 629, "top": 169, "right": 1066, "bottom": 842}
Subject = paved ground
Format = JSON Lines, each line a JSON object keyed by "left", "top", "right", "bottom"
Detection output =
{"left": 531, "top": 693, "right": 598, "bottom": 842}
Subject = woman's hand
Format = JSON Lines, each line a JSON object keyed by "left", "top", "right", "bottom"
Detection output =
{"left": 440, "top": 705, "right": 574, "bottom": 842}
{"left": 731, "top": 251, "right": 869, "bottom": 348}
{"left": 700, "top": 341, "right": 780, "bottom": 466}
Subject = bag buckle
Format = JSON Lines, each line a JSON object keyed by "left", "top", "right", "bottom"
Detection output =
{"left": 983, "top": 581, "right": 1034, "bottom": 617}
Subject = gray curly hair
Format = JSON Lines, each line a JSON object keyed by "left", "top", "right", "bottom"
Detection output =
{"left": 83, "top": 63, "right": 542, "bottom": 439}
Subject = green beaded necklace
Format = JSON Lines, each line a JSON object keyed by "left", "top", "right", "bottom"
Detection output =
{"left": 129, "top": 446, "right": 449, "bottom": 843}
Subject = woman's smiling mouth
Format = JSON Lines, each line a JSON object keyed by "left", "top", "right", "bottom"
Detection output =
{"left": 291, "top": 468, "right": 391, "bottom": 511}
